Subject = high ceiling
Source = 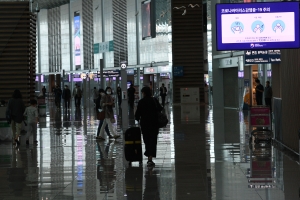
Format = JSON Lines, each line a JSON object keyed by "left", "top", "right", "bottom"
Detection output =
{"left": 0, "top": 0, "right": 70, "bottom": 10}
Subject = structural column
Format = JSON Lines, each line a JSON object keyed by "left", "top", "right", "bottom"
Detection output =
{"left": 172, "top": 0, "right": 204, "bottom": 103}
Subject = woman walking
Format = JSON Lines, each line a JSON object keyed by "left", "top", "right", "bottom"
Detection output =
{"left": 135, "top": 86, "right": 163, "bottom": 167}
{"left": 98, "top": 87, "right": 120, "bottom": 140}
{"left": 96, "top": 89, "right": 113, "bottom": 139}
{"left": 7, "top": 89, "right": 25, "bottom": 145}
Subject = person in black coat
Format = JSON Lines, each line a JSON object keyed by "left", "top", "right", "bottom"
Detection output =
{"left": 135, "top": 86, "right": 163, "bottom": 167}
{"left": 62, "top": 85, "right": 71, "bottom": 109}
{"left": 127, "top": 84, "right": 135, "bottom": 109}
{"left": 7, "top": 89, "right": 25, "bottom": 145}
{"left": 54, "top": 85, "right": 62, "bottom": 109}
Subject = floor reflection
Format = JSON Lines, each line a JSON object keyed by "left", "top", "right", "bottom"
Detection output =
{"left": 1, "top": 101, "right": 299, "bottom": 199}
{"left": 208, "top": 108, "right": 300, "bottom": 200}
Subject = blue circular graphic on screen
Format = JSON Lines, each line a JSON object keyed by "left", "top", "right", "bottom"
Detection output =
{"left": 251, "top": 20, "right": 264, "bottom": 33}
{"left": 231, "top": 21, "right": 244, "bottom": 34}
{"left": 272, "top": 20, "right": 285, "bottom": 33}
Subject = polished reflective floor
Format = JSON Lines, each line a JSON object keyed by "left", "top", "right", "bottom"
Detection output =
{"left": 0, "top": 101, "right": 299, "bottom": 200}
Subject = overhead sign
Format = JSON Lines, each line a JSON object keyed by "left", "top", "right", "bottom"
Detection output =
{"left": 173, "top": 66, "right": 183, "bottom": 77}
{"left": 121, "top": 63, "right": 127, "bottom": 69}
{"left": 94, "top": 43, "right": 99, "bottom": 54}
{"left": 144, "top": 67, "right": 157, "bottom": 74}
{"left": 120, "top": 61, "right": 127, "bottom": 69}
{"left": 96, "top": 70, "right": 120, "bottom": 78}
{"left": 103, "top": 70, "right": 120, "bottom": 77}
{"left": 216, "top": 2, "right": 300, "bottom": 50}
{"left": 94, "top": 41, "right": 114, "bottom": 53}
{"left": 244, "top": 50, "right": 281, "bottom": 64}
{"left": 219, "top": 57, "right": 239, "bottom": 68}
{"left": 158, "top": 66, "right": 170, "bottom": 73}
{"left": 127, "top": 69, "right": 134, "bottom": 75}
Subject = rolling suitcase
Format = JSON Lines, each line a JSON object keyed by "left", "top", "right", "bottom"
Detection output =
{"left": 124, "top": 127, "right": 143, "bottom": 163}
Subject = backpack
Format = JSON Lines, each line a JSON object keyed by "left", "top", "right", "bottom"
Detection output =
{"left": 76, "top": 88, "right": 82, "bottom": 97}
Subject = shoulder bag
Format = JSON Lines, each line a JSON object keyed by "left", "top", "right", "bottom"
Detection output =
{"left": 97, "top": 109, "right": 105, "bottom": 120}
{"left": 152, "top": 98, "right": 168, "bottom": 128}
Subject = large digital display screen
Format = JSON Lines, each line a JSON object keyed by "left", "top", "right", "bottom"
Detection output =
{"left": 74, "top": 11, "right": 81, "bottom": 70}
{"left": 142, "top": 1, "right": 151, "bottom": 39}
{"left": 216, "top": 2, "right": 300, "bottom": 50}
{"left": 141, "top": 0, "right": 156, "bottom": 40}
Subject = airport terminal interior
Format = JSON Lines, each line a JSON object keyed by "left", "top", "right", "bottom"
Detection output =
{"left": 1, "top": 0, "right": 300, "bottom": 199}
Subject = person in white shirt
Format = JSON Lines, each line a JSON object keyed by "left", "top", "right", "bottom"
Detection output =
{"left": 23, "top": 99, "right": 38, "bottom": 145}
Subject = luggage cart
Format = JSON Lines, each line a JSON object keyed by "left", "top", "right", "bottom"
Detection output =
{"left": 250, "top": 106, "right": 272, "bottom": 144}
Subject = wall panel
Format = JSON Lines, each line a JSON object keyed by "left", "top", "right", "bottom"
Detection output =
{"left": 279, "top": 49, "right": 300, "bottom": 151}
{"left": 0, "top": 2, "right": 36, "bottom": 104}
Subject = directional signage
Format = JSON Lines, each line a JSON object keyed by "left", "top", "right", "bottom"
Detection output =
{"left": 121, "top": 63, "right": 127, "bottom": 69}
{"left": 94, "top": 43, "right": 99, "bottom": 54}
{"left": 96, "top": 70, "right": 120, "bottom": 78}
{"left": 173, "top": 66, "right": 184, "bottom": 77}
{"left": 94, "top": 41, "right": 114, "bottom": 54}
{"left": 244, "top": 50, "right": 281, "bottom": 64}
{"left": 120, "top": 61, "right": 127, "bottom": 69}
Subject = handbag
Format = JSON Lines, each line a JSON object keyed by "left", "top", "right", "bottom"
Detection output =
{"left": 97, "top": 109, "right": 105, "bottom": 120}
{"left": 110, "top": 118, "right": 116, "bottom": 123}
{"left": 152, "top": 98, "right": 168, "bottom": 128}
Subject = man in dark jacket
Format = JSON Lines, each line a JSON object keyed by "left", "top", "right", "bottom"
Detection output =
{"left": 62, "top": 85, "right": 71, "bottom": 109}
{"left": 7, "top": 89, "right": 25, "bottom": 145}
{"left": 135, "top": 86, "right": 163, "bottom": 167}
{"left": 54, "top": 85, "right": 62, "bottom": 109}
{"left": 264, "top": 81, "right": 273, "bottom": 109}
{"left": 159, "top": 83, "right": 167, "bottom": 107}
{"left": 42, "top": 86, "right": 46, "bottom": 98}
{"left": 255, "top": 79, "right": 264, "bottom": 105}
{"left": 127, "top": 84, "right": 135, "bottom": 109}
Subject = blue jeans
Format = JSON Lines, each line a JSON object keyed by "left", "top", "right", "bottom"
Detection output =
{"left": 97, "top": 120, "right": 111, "bottom": 137}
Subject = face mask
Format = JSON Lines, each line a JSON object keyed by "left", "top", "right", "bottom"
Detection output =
{"left": 107, "top": 92, "right": 111, "bottom": 95}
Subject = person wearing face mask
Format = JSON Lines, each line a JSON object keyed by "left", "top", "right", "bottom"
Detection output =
{"left": 95, "top": 89, "right": 113, "bottom": 139}
{"left": 98, "top": 87, "right": 121, "bottom": 140}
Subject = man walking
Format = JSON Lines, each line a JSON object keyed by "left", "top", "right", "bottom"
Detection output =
{"left": 42, "top": 86, "right": 46, "bottom": 98}
{"left": 264, "top": 81, "right": 273, "bottom": 110}
{"left": 255, "top": 79, "right": 264, "bottom": 106}
{"left": 73, "top": 84, "right": 82, "bottom": 107}
{"left": 62, "top": 85, "right": 71, "bottom": 109}
{"left": 54, "top": 85, "right": 62, "bottom": 109}
{"left": 127, "top": 84, "right": 135, "bottom": 109}
{"left": 160, "top": 83, "right": 168, "bottom": 107}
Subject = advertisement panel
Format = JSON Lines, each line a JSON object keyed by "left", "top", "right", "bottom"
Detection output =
{"left": 216, "top": 2, "right": 300, "bottom": 50}
{"left": 74, "top": 11, "right": 81, "bottom": 70}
